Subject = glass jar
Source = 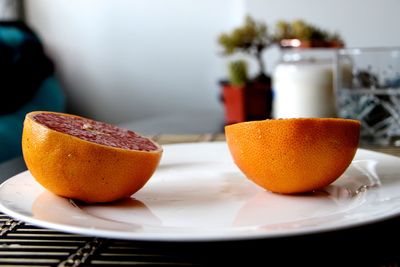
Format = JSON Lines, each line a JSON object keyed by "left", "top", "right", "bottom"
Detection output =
{"left": 272, "top": 40, "right": 343, "bottom": 118}
{"left": 336, "top": 47, "right": 400, "bottom": 146}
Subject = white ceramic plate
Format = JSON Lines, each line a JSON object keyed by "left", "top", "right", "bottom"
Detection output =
{"left": 1, "top": 142, "right": 400, "bottom": 241}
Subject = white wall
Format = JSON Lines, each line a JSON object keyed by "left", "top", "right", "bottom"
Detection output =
{"left": 24, "top": 0, "right": 245, "bottom": 124}
{"left": 0, "top": 0, "right": 20, "bottom": 19}
{"left": 24, "top": 0, "right": 400, "bottom": 124}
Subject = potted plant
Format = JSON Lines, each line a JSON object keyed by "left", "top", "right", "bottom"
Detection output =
{"left": 218, "top": 16, "right": 273, "bottom": 125}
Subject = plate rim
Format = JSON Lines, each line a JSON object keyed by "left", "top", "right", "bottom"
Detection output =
{"left": 1, "top": 143, "right": 400, "bottom": 241}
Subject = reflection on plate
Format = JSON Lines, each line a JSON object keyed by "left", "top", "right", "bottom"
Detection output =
{"left": 0, "top": 142, "right": 400, "bottom": 241}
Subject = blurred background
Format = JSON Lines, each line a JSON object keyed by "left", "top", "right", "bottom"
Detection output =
{"left": 1, "top": 0, "right": 400, "bottom": 161}
{"left": 22, "top": 0, "right": 400, "bottom": 123}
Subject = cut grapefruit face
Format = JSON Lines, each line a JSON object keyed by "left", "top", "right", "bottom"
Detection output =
{"left": 225, "top": 118, "right": 360, "bottom": 194}
{"left": 22, "top": 111, "right": 162, "bottom": 203}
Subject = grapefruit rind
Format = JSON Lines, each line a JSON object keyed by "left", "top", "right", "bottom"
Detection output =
{"left": 225, "top": 118, "right": 360, "bottom": 194}
{"left": 22, "top": 111, "right": 162, "bottom": 203}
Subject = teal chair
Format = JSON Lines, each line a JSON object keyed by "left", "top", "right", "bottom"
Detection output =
{"left": 0, "top": 22, "right": 66, "bottom": 163}
{"left": 0, "top": 76, "right": 66, "bottom": 163}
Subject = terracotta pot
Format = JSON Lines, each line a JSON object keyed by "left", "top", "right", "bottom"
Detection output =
{"left": 221, "top": 82, "right": 272, "bottom": 125}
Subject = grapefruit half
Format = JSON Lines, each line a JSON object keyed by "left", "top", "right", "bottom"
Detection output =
{"left": 22, "top": 111, "right": 162, "bottom": 203}
{"left": 225, "top": 118, "right": 360, "bottom": 194}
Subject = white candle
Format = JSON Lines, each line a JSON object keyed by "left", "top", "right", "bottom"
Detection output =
{"left": 273, "top": 59, "right": 336, "bottom": 118}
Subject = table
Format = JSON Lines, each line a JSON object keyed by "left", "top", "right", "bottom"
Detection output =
{"left": 1, "top": 134, "right": 400, "bottom": 266}
{"left": 119, "top": 111, "right": 226, "bottom": 135}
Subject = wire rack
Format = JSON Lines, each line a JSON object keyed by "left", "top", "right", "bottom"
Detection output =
{"left": 0, "top": 213, "right": 203, "bottom": 266}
